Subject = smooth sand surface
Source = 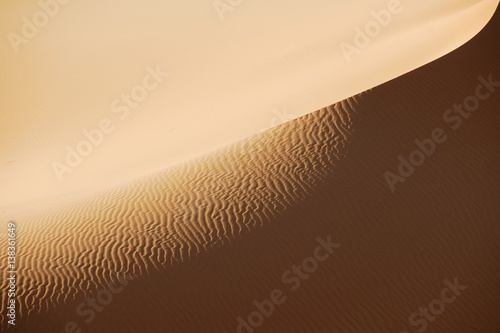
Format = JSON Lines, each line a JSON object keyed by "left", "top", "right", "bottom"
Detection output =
{"left": 1, "top": 2, "right": 500, "bottom": 333}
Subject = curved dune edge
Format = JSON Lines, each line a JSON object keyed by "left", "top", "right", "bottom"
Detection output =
{"left": 1, "top": 5, "right": 500, "bottom": 333}
{"left": 0, "top": 0, "right": 499, "bottom": 210}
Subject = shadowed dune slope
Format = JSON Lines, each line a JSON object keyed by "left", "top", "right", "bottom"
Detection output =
{"left": 2, "top": 97, "right": 363, "bottom": 332}
{"left": 2, "top": 6, "right": 500, "bottom": 333}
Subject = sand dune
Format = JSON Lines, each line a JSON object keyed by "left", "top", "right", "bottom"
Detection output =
{"left": 1, "top": 2, "right": 500, "bottom": 333}
{"left": 1, "top": 99, "right": 361, "bottom": 330}
{"left": 0, "top": 0, "right": 498, "bottom": 210}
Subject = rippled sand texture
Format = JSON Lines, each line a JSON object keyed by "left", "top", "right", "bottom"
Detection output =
{"left": 2, "top": 7, "right": 500, "bottom": 333}
{"left": 1, "top": 0, "right": 497, "bottom": 209}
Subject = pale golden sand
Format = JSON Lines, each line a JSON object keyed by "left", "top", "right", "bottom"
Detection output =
{"left": 0, "top": 0, "right": 497, "bottom": 209}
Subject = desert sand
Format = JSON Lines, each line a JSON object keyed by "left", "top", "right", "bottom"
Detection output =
{"left": 0, "top": 0, "right": 497, "bottom": 210}
{"left": 1, "top": 1, "right": 500, "bottom": 333}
